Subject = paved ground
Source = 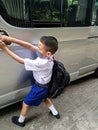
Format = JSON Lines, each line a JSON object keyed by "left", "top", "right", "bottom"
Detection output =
{"left": 0, "top": 74, "right": 98, "bottom": 130}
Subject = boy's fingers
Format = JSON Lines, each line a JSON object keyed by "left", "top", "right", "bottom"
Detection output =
{"left": 0, "top": 40, "right": 5, "bottom": 45}
{"left": 0, "top": 35, "right": 5, "bottom": 41}
{"left": 0, "top": 35, "right": 2, "bottom": 40}
{"left": 0, "top": 39, "right": 4, "bottom": 42}
{"left": 2, "top": 35, "right": 10, "bottom": 42}
{"left": 0, "top": 40, "right": 5, "bottom": 46}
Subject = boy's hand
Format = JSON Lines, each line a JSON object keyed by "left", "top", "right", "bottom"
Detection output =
{"left": 0, "top": 35, "right": 11, "bottom": 42}
{"left": 0, "top": 40, "right": 6, "bottom": 49}
{"left": 0, "top": 35, "right": 12, "bottom": 45}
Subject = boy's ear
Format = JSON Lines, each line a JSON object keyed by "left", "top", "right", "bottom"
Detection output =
{"left": 47, "top": 51, "right": 52, "bottom": 57}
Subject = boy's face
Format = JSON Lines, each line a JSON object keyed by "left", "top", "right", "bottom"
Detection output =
{"left": 38, "top": 41, "right": 52, "bottom": 57}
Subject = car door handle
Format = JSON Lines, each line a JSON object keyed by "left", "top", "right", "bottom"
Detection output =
{"left": 88, "top": 36, "right": 98, "bottom": 39}
{"left": 0, "top": 30, "right": 11, "bottom": 45}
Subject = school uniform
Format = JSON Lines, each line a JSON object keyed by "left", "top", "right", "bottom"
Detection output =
{"left": 23, "top": 56, "right": 54, "bottom": 106}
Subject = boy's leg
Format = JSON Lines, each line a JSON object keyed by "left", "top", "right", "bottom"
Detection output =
{"left": 19, "top": 101, "right": 29, "bottom": 122}
{"left": 44, "top": 98, "right": 60, "bottom": 119}
{"left": 12, "top": 101, "right": 29, "bottom": 127}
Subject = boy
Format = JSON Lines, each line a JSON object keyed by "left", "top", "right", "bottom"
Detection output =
{"left": 0, "top": 35, "right": 60, "bottom": 127}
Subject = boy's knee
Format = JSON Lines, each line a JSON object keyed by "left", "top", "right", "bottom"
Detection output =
{"left": 23, "top": 101, "right": 29, "bottom": 108}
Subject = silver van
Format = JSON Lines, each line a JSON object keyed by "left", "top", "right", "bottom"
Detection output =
{"left": 0, "top": 0, "right": 98, "bottom": 109}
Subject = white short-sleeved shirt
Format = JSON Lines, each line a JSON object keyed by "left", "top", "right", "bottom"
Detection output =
{"left": 24, "top": 56, "right": 54, "bottom": 85}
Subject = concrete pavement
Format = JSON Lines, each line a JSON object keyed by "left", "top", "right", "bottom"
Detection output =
{"left": 0, "top": 75, "right": 98, "bottom": 130}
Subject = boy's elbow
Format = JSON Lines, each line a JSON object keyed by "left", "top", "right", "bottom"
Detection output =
{"left": 20, "top": 59, "right": 24, "bottom": 64}
{"left": 20, "top": 61, "right": 24, "bottom": 64}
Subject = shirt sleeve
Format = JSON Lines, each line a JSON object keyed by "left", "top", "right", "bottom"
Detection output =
{"left": 24, "top": 58, "right": 53, "bottom": 71}
{"left": 24, "top": 58, "right": 39, "bottom": 71}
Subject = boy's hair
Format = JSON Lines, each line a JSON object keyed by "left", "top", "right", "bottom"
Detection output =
{"left": 40, "top": 36, "right": 58, "bottom": 54}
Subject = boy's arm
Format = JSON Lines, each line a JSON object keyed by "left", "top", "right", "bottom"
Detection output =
{"left": 1, "top": 35, "right": 39, "bottom": 51}
{"left": 0, "top": 41, "right": 24, "bottom": 64}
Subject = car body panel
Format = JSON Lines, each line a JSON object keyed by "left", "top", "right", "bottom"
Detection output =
{"left": 0, "top": 14, "right": 98, "bottom": 108}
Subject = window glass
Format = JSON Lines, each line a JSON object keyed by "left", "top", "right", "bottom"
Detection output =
{"left": 0, "top": 0, "right": 30, "bottom": 27}
{"left": 2, "top": 0, "right": 29, "bottom": 20}
{"left": 31, "top": 0, "right": 61, "bottom": 22}
{"left": 30, "top": 0, "right": 89, "bottom": 27}
{"left": 93, "top": 0, "right": 98, "bottom": 25}
{"left": 30, "top": 0, "right": 61, "bottom": 27}
{"left": 0, "top": 0, "right": 91, "bottom": 27}
{"left": 67, "top": 0, "right": 89, "bottom": 26}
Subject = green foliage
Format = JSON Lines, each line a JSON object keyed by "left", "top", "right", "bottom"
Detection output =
{"left": 32, "top": 9, "right": 60, "bottom": 21}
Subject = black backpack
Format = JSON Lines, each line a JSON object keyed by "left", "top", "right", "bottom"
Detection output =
{"left": 47, "top": 60, "right": 70, "bottom": 98}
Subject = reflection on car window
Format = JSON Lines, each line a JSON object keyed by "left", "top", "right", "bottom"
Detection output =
{"left": 0, "top": 0, "right": 91, "bottom": 27}
{"left": 93, "top": 0, "right": 98, "bottom": 25}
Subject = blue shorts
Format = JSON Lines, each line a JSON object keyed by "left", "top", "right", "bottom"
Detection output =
{"left": 24, "top": 84, "right": 49, "bottom": 106}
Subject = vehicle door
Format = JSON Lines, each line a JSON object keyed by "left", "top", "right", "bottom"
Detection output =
{"left": 79, "top": 0, "right": 98, "bottom": 76}
{"left": 0, "top": 28, "right": 35, "bottom": 108}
